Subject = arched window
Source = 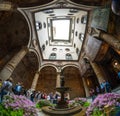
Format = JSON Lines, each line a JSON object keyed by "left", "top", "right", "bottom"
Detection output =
{"left": 79, "top": 33, "right": 84, "bottom": 41}
{"left": 49, "top": 53, "right": 56, "bottom": 60}
{"left": 36, "top": 22, "right": 42, "bottom": 30}
{"left": 76, "top": 48, "right": 79, "bottom": 55}
{"left": 81, "top": 15, "right": 87, "bottom": 24}
{"left": 66, "top": 53, "right": 72, "bottom": 60}
{"left": 42, "top": 44, "right": 45, "bottom": 51}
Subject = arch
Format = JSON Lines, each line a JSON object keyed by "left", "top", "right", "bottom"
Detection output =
{"left": 62, "top": 64, "right": 79, "bottom": 71}
{"left": 61, "top": 65, "right": 85, "bottom": 98}
{"left": 17, "top": 8, "right": 32, "bottom": 48}
{"left": 39, "top": 63, "right": 58, "bottom": 72}
{"left": 29, "top": 48, "right": 41, "bottom": 70}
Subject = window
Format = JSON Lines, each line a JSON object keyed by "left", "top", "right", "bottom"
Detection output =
{"left": 36, "top": 22, "right": 42, "bottom": 30}
{"left": 42, "top": 44, "right": 45, "bottom": 51}
{"left": 43, "top": 22, "right": 46, "bottom": 28}
{"left": 65, "top": 48, "right": 70, "bottom": 52}
{"left": 76, "top": 48, "right": 79, "bottom": 55}
{"left": 81, "top": 15, "right": 87, "bottom": 24}
{"left": 76, "top": 18, "right": 79, "bottom": 23}
{"left": 49, "top": 53, "right": 56, "bottom": 60}
{"left": 52, "top": 19, "right": 70, "bottom": 41}
{"left": 46, "top": 40, "right": 48, "bottom": 45}
{"left": 75, "top": 31, "right": 78, "bottom": 37}
{"left": 66, "top": 53, "right": 72, "bottom": 60}
{"left": 79, "top": 33, "right": 84, "bottom": 41}
{"left": 52, "top": 48, "right": 57, "bottom": 51}
{"left": 74, "top": 43, "right": 76, "bottom": 48}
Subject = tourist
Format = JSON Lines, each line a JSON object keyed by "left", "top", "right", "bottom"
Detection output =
{"left": 14, "top": 82, "right": 22, "bottom": 95}
{"left": 49, "top": 92, "right": 54, "bottom": 103}
{"left": 30, "top": 91, "right": 36, "bottom": 102}
{"left": 100, "top": 80, "right": 106, "bottom": 93}
{"left": 89, "top": 88, "right": 95, "bottom": 101}
{"left": 118, "top": 71, "right": 120, "bottom": 79}
{"left": 95, "top": 86, "right": 100, "bottom": 95}
{"left": 0, "top": 78, "right": 13, "bottom": 102}
{"left": 0, "top": 79, "right": 2, "bottom": 102}
{"left": 100, "top": 80, "right": 111, "bottom": 93}
{"left": 105, "top": 81, "right": 111, "bottom": 93}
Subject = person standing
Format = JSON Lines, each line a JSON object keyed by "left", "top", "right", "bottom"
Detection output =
{"left": 0, "top": 78, "right": 13, "bottom": 102}
{"left": 96, "top": 86, "right": 100, "bottom": 95}
{"left": 100, "top": 80, "right": 106, "bottom": 93}
{"left": 14, "top": 82, "right": 22, "bottom": 95}
{"left": 89, "top": 88, "right": 95, "bottom": 101}
{"left": 118, "top": 71, "right": 120, "bottom": 79}
{"left": 0, "top": 79, "right": 2, "bottom": 102}
{"left": 105, "top": 81, "right": 111, "bottom": 93}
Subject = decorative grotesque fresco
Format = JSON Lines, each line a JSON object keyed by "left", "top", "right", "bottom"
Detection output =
{"left": 91, "top": 7, "right": 110, "bottom": 31}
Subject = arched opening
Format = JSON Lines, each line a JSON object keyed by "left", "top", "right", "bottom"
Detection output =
{"left": 0, "top": 11, "right": 29, "bottom": 71}
{"left": 11, "top": 52, "right": 38, "bottom": 89}
{"left": 62, "top": 66, "right": 85, "bottom": 99}
{"left": 37, "top": 66, "right": 57, "bottom": 93}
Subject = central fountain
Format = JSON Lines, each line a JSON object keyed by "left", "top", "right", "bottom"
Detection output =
{"left": 42, "top": 71, "right": 82, "bottom": 116}
{"left": 55, "top": 75, "right": 70, "bottom": 109}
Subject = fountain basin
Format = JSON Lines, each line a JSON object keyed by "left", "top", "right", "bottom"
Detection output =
{"left": 42, "top": 105, "right": 82, "bottom": 116}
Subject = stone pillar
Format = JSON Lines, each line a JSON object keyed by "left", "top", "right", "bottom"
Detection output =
{"left": 89, "top": 27, "right": 120, "bottom": 51}
{"left": 0, "top": 47, "right": 28, "bottom": 81}
{"left": 100, "top": 32, "right": 120, "bottom": 51}
{"left": 0, "top": 2, "right": 13, "bottom": 11}
{"left": 31, "top": 72, "right": 39, "bottom": 90}
{"left": 90, "top": 62, "right": 105, "bottom": 84}
{"left": 56, "top": 72, "right": 61, "bottom": 87}
{"left": 82, "top": 77, "right": 90, "bottom": 97}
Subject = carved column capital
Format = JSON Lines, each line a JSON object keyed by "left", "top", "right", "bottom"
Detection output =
{"left": 88, "top": 27, "right": 101, "bottom": 38}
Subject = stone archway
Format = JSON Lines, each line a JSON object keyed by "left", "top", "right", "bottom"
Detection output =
{"left": 36, "top": 66, "right": 57, "bottom": 93}
{"left": 11, "top": 51, "right": 39, "bottom": 89}
{"left": 0, "top": 10, "right": 29, "bottom": 71}
{"left": 62, "top": 66, "right": 85, "bottom": 99}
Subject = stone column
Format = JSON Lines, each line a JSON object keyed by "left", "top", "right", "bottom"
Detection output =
{"left": 0, "top": 47, "right": 28, "bottom": 81}
{"left": 90, "top": 62, "right": 105, "bottom": 84}
{"left": 31, "top": 72, "right": 39, "bottom": 90}
{"left": 100, "top": 32, "right": 120, "bottom": 51}
{"left": 90, "top": 27, "right": 120, "bottom": 51}
{"left": 56, "top": 72, "right": 61, "bottom": 87}
{"left": 82, "top": 77, "right": 90, "bottom": 97}
{"left": 0, "top": 2, "right": 13, "bottom": 11}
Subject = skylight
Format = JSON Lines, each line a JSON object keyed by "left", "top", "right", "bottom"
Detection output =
{"left": 52, "top": 19, "right": 70, "bottom": 41}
